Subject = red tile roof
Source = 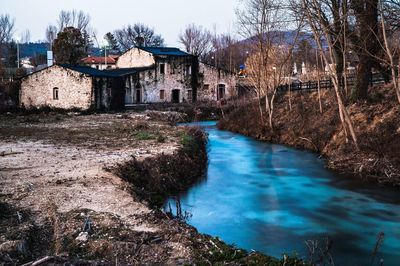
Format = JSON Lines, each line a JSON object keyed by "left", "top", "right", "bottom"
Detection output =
{"left": 80, "top": 56, "right": 118, "bottom": 65}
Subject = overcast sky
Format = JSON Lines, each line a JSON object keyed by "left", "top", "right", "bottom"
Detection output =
{"left": 3, "top": 0, "right": 240, "bottom": 48}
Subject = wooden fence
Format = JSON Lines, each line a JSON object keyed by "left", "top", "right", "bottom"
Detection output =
{"left": 276, "top": 73, "right": 389, "bottom": 93}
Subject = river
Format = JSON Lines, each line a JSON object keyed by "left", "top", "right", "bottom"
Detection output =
{"left": 165, "top": 121, "right": 400, "bottom": 265}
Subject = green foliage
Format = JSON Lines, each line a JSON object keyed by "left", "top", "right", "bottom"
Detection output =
{"left": 157, "top": 134, "right": 166, "bottom": 143}
{"left": 53, "top": 27, "right": 87, "bottom": 64}
{"left": 104, "top": 32, "right": 120, "bottom": 54}
{"left": 134, "top": 130, "right": 155, "bottom": 140}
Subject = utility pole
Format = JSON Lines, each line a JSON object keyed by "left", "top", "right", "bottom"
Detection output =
{"left": 16, "top": 37, "right": 20, "bottom": 69}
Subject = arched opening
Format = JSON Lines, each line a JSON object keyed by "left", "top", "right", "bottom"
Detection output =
{"left": 53, "top": 87, "right": 59, "bottom": 100}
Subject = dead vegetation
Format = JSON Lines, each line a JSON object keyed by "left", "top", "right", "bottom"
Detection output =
{"left": 219, "top": 84, "right": 400, "bottom": 185}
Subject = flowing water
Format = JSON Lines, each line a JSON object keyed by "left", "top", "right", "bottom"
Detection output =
{"left": 165, "top": 121, "right": 400, "bottom": 265}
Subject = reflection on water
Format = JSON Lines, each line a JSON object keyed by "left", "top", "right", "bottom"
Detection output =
{"left": 165, "top": 121, "right": 400, "bottom": 265}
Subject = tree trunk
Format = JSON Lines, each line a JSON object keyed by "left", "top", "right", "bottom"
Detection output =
{"left": 352, "top": 56, "right": 371, "bottom": 100}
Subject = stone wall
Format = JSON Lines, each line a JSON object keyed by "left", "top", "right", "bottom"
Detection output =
{"left": 20, "top": 65, "right": 93, "bottom": 110}
{"left": 198, "top": 63, "right": 237, "bottom": 101}
{"left": 125, "top": 57, "right": 193, "bottom": 104}
{"left": 116, "top": 48, "right": 155, "bottom": 68}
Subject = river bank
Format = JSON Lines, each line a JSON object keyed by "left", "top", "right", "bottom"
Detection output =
{"left": 218, "top": 85, "right": 400, "bottom": 186}
{"left": 0, "top": 112, "right": 299, "bottom": 265}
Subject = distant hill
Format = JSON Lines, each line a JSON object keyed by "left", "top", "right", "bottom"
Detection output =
{"left": 18, "top": 42, "right": 102, "bottom": 58}
{"left": 238, "top": 30, "right": 326, "bottom": 50}
{"left": 19, "top": 42, "right": 49, "bottom": 58}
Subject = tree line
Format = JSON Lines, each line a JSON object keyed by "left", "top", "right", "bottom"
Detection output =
{"left": 235, "top": 0, "right": 400, "bottom": 151}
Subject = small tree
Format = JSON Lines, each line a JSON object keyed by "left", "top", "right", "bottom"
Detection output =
{"left": 0, "top": 14, "right": 15, "bottom": 44}
{"left": 104, "top": 32, "right": 120, "bottom": 54}
{"left": 53, "top": 27, "right": 87, "bottom": 64}
{"left": 46, "top": 10, "right": 94, "bottom": 54}
{"left": 237, "top": 0, "right": 303, "bottom": 130}
{"left": 0, "top": 14, "right": 15, "bottom": 68}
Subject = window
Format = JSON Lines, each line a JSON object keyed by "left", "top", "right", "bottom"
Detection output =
{"left": 160, "top": 63, "right": 165, "bottom": 75}
{"left": 53, "top": 87, "right": 59, "bottom": 100}
{"left": 187, "top": 90, "right": 193, "bottom": 102}
{"left": 185, "top": 65, "right": 191, "bottom": 76}
{"left": 160, "top": 89, "right": 165, "bottom": 100}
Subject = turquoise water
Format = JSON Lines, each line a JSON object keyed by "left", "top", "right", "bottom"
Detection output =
{"left": 166, "top": 121, "right": 400, "bottom": 265}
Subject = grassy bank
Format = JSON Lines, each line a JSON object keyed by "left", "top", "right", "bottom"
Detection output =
{"left": 114, "top": 126, "right": 209, "bottom": 208}
{"left": 219, "top": 85, "right": 400, "bottom": 186}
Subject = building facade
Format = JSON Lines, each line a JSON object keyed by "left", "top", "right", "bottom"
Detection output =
{"left": 20, "top": 65, "right": 125, "bottom": 110}
{"left": 20, "top": 47, "right": 238, "bottom": 110}
{"left": 117, "top": 47, "right": 237, "bottom": 105}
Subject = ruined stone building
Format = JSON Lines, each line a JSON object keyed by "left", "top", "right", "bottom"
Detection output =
{"left": 116, "top": 47, "right": 237, "bottom": 105}
{"left": 20, "top": 47, "right": 237, "bottom": 110}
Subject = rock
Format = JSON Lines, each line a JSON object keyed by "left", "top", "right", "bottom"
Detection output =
{"left": 75, "top": 232, "right": 89, "bottom": 242}
{"left": 0, "top": 240, "right": 27, "bottom": 256}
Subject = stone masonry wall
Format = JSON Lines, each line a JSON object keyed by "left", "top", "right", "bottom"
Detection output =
{"left": 198, "top": 63, "right": 237, "bottom": 101}
{"left": 116, "top": 48, "right": 155, "bottom": 68}
{"left": 125, "top": 57, "right": 193, "bottom": 104}
{"left": 20, "top": 65, "right": 93, "bottom": 110}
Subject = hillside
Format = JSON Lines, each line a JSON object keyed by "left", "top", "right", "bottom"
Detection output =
{"left": 219, "top": 85, "right": 400, "bottom": 185}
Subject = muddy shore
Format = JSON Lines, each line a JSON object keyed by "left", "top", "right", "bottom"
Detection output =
{"left": 218, "top": 85, "right": 400, "bottom": 186}
{"left": 0, "top": 112, "right": 300, "bottom": 265}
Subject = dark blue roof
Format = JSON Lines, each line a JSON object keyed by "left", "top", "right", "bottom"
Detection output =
{"left": 60, "top": 65, "right": 152, "bottom": 77}
{"left": 138, "top": 47, "right": 192, "bottom": 57}
{"left": 105, "top": 66, "right": 155, "bottom": 76}
{"left": 60, "top": 65, "right": 117, "bottom": 77}
{"left": 22, "top": 64, "right": 153, "bottom": 80}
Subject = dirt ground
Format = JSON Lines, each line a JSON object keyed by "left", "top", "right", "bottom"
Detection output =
{"left": 219, "top": 84, "right": 400, "bottom": 186}
{"left": 0, "top": 111, "right": 296, "bottom": 265}
{"left": 0, "top": 112, "right": 187, "bottom": 264}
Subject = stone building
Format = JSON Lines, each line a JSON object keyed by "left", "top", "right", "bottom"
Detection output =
{"left": 117, "top": 47, "right": 198, "bottom": 104}
{"left": 20, "top": 46, "right": 238, "bottom": 110}
{"left": 20, "top": 64, "right": 129, "bottom": 110}
{"left": 198, "top": 62, "right": 237, "bottom": 102}
{"left": 116, "top": 47, "right": 237, "bottom": 105}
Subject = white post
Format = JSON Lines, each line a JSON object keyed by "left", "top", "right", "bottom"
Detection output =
{"left": 16, "top": 39, "right": 20, "bottom": 69}
{"left": 104, "top": 46, "right": 107, "bottom": 69}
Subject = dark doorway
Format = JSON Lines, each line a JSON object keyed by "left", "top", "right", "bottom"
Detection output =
{"left": 172, "top": 89, "right": 180, "bottom": 103}
{"left": 136, "top": 89, "right": 141, "bottom": 103}
{"left": 218, "top": 84, "right": 226, "bottom": 100}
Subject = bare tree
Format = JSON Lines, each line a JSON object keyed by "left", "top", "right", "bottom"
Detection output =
{"left": 376, "top": 0, "right": 400, "bottom": 103}
{"left": 46, "top": 10, "right": 94, "bottom": 54}
{"left": 57, "top": 10, "right": 91, "bottom": 33}
{"left": 237, "top": 0, "right": 303, "bottom": 130}
{"left": 20, "top": 29, "right": 31, "bottom": 43}
{"left": 0, "top": 14, "right": 15, "bottom": 44}
{"left": 179, "top": 24, "right": 212, "bottom": 59}
{"left": 114, "top": 23, "right": 164, "bottom": 50}
{"left": 45, "top": 25, "right": 57, "bottom": 49}
{"left": 302, "top": 0, "right": 359, "bottom": 150}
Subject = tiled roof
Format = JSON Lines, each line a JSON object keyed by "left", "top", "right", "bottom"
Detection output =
{"left": 138, "top": 47, "right": 192, "bottom": 57}
{"left": 80, "top": 56, "right": 117, "bottom": 65}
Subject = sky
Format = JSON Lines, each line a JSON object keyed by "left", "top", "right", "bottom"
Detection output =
{"left": 2, "top": 0, "right": 240, "bottom": 48}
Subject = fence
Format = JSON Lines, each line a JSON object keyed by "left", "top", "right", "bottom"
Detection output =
{"left": 276, "top": 73, "right": 389, "bottom": 93}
